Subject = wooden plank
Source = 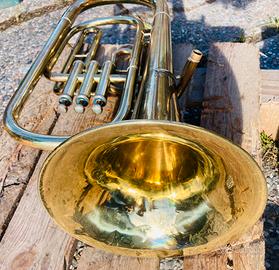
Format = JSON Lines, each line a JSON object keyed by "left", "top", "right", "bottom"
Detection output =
{"left": 260, "top": 69, "right": 279, "bottom": 140}
{"left": 183, "top": 250, "right": 228, "bottom": 270}
{"left": 231, "top": 239, "right": 265, "bottom": 270}
{"left": 183, "top": 43, "right": 264, "bottom": 269}
{"left": 261, "top": 69, "right": 279, "bottom": 83}
{"left": 260, "top": 103, "right": 279, "bottom": 140}
{"left": 260, "top": 70, "right": 279, "bottom": 102}
{"left": 0, "top": 78, "right": 58, "bottom": 238}
{"left": 202, "top": 43, "right": 261, "bottom": 160}
{"left": 78, "top": 247, "right": 159, "bottom": 270}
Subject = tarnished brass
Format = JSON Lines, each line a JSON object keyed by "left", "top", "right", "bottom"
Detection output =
{"left": 4, "top": 0, "right": 267, "bottom": 258}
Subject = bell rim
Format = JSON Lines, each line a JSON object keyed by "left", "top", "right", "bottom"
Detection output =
{"left": 38, "top": 120, "right": 267, "bottom": 258}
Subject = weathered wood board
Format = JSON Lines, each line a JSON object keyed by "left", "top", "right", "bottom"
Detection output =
{"left": 183, "top": 43, "right": 264, "bottom": 270}
{"left": 0, "top": 78, "right": 58, "bottom": 238}
{"left": 260, "top": 69, "right": 279, "bottom": 140}
{"left": 77, "top": 247, "right": 160, "bottom": 270}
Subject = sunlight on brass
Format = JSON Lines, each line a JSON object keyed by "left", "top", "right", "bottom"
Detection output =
{"left": 177, "top": 49, "right": 203, "bottom": 98}
{"left": 3, "top": 0, "right": 267, "bottom": 259}
{"left": 85, "top": 133, "right": 223, "bottom": 201}
{"left": 40, "top": 121, "right": 267, "bottom": 257}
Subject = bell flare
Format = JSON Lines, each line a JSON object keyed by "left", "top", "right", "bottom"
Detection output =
{"left": 39, "top": 120, "right": 267, "bottom": 258}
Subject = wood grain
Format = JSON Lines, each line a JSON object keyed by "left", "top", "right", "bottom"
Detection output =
{"left": 184, "top": 251, "right": 228, "bottom": 270}
{"left": 183, "top": 43, "right": 264, "bottom": 270}
{"left": 201, "top": 43, "right": 261, "bottom": 160}
{"left": 261, "top": 69, "right": 279, "bottom": 100}
{"left": 0, "top": 77, "right": 58, "bottom": 238}
{"left": 260, "top": 69, "right": 279, "bottom": 140}
{"left": 78, "top": 247, "right": 159, "bottom": 270}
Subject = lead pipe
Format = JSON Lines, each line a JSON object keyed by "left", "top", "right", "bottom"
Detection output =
{"left": 176, "top": 49, "right": 203, "bottom": 98}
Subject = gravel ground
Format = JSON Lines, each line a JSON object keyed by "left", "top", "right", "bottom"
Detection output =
{"left": 258, "top": 34, "right": 279, "bottom": 70}
{"left": 0, "top": 9, "right": 64, "bottom": 120}
{"left": 0, "top": 1, "right": 278, "bottom": 269}
{"left": 168, "top": 0, "right": 279, "bottom": 69}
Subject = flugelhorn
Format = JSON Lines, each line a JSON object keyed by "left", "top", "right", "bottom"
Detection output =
{"left": 3, "top": 0, "right": 267, "bottom": 258}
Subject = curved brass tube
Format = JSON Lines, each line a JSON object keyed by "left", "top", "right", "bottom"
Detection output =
{"left": 3, "top": 0, "right": 154, "bottom": 150}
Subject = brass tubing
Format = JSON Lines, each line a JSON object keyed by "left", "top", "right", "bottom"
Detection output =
{"left": 92, "top": 60, "right": 114, "bottom": 114}
{"left": 135, "top": 0, "right": 174, "bottom": 120}
{"left": 112, "top": 47, "right": 132, "bottom": 73}
{"left": 53, "top": 31, "right": 87, "bottom": 94}
{"left": 84, "top": 30, "right": 102, "bottom": 70}
{"left": 170, "top": 92, "right": 181, "bottom": 121}
{"left": 47, "top": 16, "right": 144, "bottom": 119}
{"left": 176, "top": 49, "right": 203, "bottom": 98}
{"left": 59, "top": 60, "right": 84, "bottom": 113}
{"left": 112, "top": 21, "right": 144, "bottom": 121}
{"left": 45, "top": 16, "right": 138, "bottom": 78}
{"left": 49, "top": 72, "right": 126, "bottom": 84}
{"left": 4, "top": 0, "right": 151, "bottom": 150}
{"left": 75, "top": 60, "right": 99, "bottom": 114}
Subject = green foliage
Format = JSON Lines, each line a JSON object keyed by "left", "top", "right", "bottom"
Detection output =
{"left": 268, "top": 17, "right": 279, "bottom": 31}
{"left": 234, "top": 33, "right": 246, "bottom": 43}
{"left": 260, "top": 131, "right": 278, "bottom": 169}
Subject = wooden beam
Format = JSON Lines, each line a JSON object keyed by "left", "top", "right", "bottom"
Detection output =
{"left": 78, "top": 247, "right": 159, "bottom": 270}
{"left": 0, "top": 78, "right": 58, "bottom": 238}
{"left": 260, "top": 69, "right": 279, "bottom": 140}
{"left": 183, "top": 43, "right": 264, "bottom": 269}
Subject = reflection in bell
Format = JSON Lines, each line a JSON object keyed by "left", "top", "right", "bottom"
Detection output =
{"left": 85, "top": 134, "right": 224, "bottom": 201}
{"left": 70, "top": 134, "right": 228, "bottom": 250}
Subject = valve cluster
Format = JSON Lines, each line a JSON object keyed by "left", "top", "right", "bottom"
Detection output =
{"left": 52, "top": 28, "right": 131, "bottom": 115}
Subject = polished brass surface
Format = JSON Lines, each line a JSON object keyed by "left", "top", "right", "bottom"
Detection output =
{"left": 3, "top": 0, "right": 149, "bottom": 150}
{"left": 177, "top": 50, "right": 203, "bottom": 98}
{"left": 4, "top": 0, "right": 267, "bottom": 259}
{"left": 85, "top": 134, "right": 223, "bottom": 201}
{"left": 39, "top": 121, "right": 267, "bottom": 257}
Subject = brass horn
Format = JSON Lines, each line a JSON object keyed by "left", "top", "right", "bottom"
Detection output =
{"left": 4, "top": 0, "right": 267, "bottom": 258}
